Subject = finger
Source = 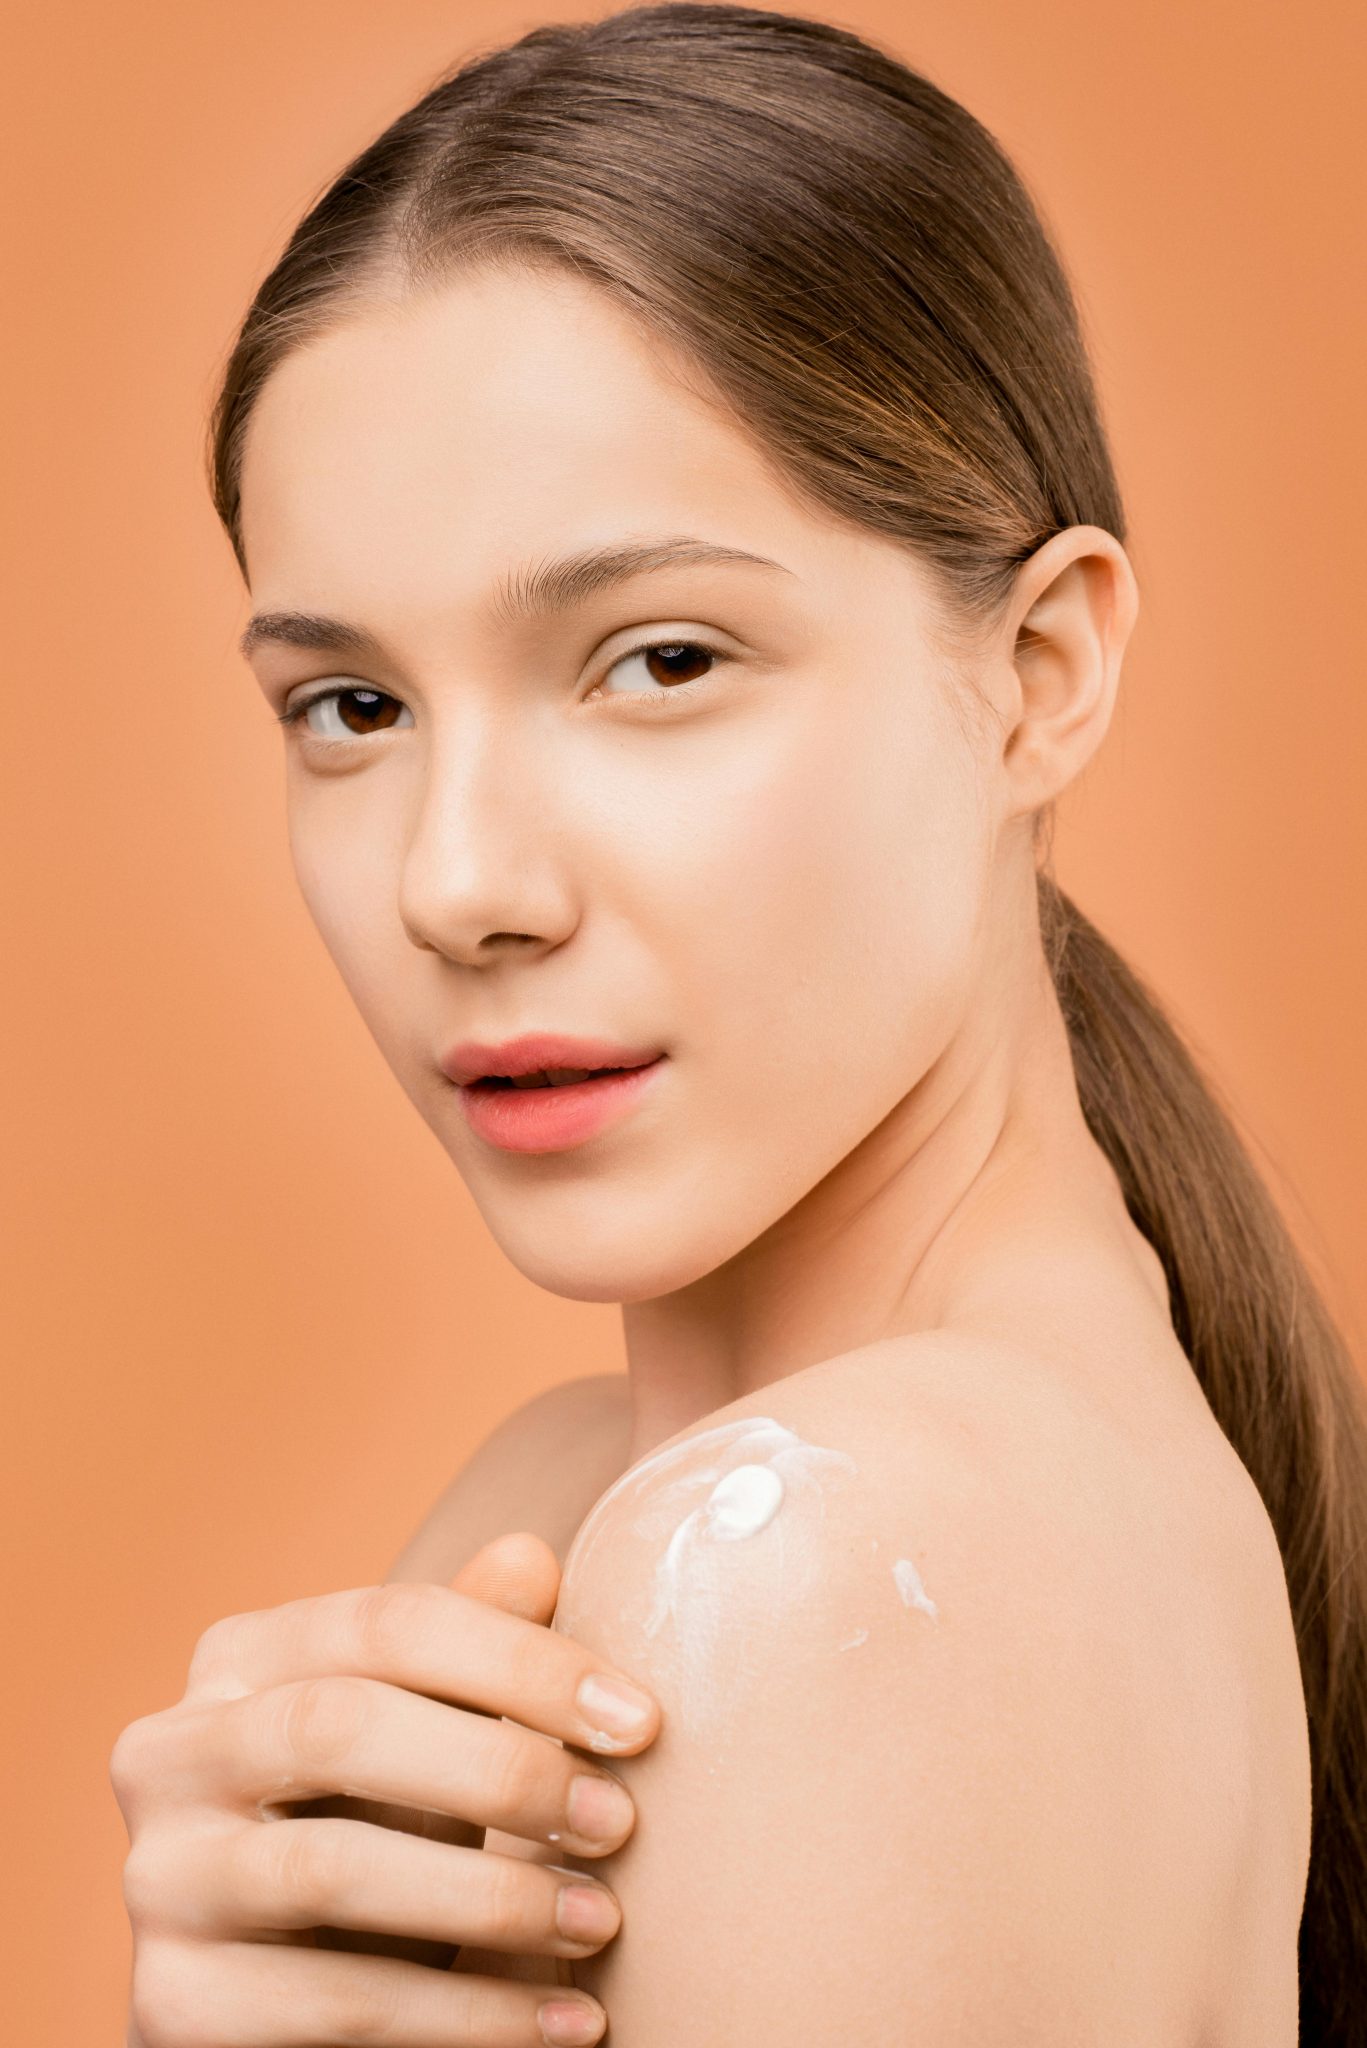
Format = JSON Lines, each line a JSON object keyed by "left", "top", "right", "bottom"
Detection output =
{"left": 285, "top": 1789, "right": 482, "bottom": 1972}
{"left": 214, "top": 1818, "right": 622, "bottom": 1957}
{"left": 131, "top": 1936, "right": 608, "bottom": 2047}
{"left": 450, "top": 1532, "right": 562, "bottom": 1623}
{"left": 179, "top": 1678, "right": 640, "bottom": 1855}
{"left": 260, "top": 1539, "right": 563, "bottom": 1860}
{"left": 185, "top": 1581, "right": 660, "bottom": 1758}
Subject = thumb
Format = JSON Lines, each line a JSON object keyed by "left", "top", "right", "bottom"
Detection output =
{"left": 449, "top": 1530, "right": 562, "bottom": 1623}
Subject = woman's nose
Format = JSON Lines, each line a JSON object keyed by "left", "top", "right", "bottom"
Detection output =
{"left": 396, "top": 729, "right": 579, "bottom": 967}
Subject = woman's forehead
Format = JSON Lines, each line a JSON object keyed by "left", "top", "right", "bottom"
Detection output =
{"left": 243, "top": 268, "right": 737, "bottom": 488}
{"left": 236, "top": 269, "right": 930, "bottom": 634}
{"left": 237, "top": 271, "right": 796, "bottom": 584}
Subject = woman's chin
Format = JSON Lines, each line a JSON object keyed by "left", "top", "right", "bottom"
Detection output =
{"left": 483, "top": 1216, "right": 731, "bottom": 1306}
{"left": 500, "top": 1246, "right": 711, "bottom": 1306}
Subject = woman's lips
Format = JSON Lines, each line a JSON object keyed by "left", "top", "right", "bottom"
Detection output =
{"left": 456, "top": 1055, "right": 667, "bottom": 1154}
{"left": 439, "top": 1033, "right": 665, "bottom": 1087}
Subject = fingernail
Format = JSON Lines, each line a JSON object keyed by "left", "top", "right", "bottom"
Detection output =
{"left": 568, "top": 1771, "right": 634, "bottom": 1844}
{"left": 556, "top": 1880, "right": 621, "bottom": 1943}
{"left": 539, "top": 1997, "right": 606, "bottom": 2044}
{"left": 576, "top": 1671, "right": 654, "bottom": 1739}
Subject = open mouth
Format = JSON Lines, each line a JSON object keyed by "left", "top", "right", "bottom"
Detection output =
{"left": 473, "top": 1064, "right": 644, "bottom": 1091}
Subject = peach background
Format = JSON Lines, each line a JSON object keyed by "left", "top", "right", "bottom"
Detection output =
{"left": 5, "top": 0, "right": 1363, "bottom": 2035}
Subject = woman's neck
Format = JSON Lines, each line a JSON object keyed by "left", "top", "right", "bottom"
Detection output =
{"left": 617, "top": 945, "right": 1150, "bottom": 1464}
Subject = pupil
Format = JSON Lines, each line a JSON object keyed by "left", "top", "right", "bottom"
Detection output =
{"left": 340, "top": 689, "right": 403, "bottom": 736}
{"left": 646, "top": 643, "right": 712, "bottom": 686}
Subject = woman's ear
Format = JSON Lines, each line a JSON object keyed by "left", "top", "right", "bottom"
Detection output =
{"left": 993, "top": 524, "right": 1139, "bottom": 816}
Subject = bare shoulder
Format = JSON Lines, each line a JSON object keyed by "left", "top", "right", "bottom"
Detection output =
{"left": 551, "top": 1331, "right": 1305, "bottom": 2042}
{"left": 386, "top": 1371, "right": 632, "bottom": 1583}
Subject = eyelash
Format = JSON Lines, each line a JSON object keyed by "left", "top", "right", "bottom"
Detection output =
{"left": 275, "top": 636, "right": 729, "bottom": 739}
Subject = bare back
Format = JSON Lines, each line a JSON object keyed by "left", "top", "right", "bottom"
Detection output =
{"left": 861, "top": 1317, "right": 1312, "bottom": 2044}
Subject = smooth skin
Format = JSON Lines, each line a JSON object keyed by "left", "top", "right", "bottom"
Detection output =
{"left": 114, "top": 259, "right": 1312, "bottom": 2042}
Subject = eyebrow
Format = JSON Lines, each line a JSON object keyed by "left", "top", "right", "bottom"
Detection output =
{"left": 237, "top": 535, "right": 790, "bottom": 660}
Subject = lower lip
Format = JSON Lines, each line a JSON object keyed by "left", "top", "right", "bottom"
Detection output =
{"left": 457, "top": 1058, "right": 666, "bottom": 1154}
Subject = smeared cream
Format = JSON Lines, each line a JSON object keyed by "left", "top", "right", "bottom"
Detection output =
{"left": 892, "top": 1555, "right": 939, "bottom": 1620}
{"left": 556, "top": 1415, "right": 859, "bottom": 1743}
{"left": 554, "top": 1413, "right": 939, "bottom": 1745}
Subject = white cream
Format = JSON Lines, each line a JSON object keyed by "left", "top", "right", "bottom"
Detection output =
{"left": 892, "top": 1555, "right": 939, "bottom": 1620}
{"left": 556, "top": 1415, "right": 859, "bottom": 1743}
{"left": 554, "top": 1414, "right": 938, "bottom": 1745}
{"left": 701, "top": 1461, "right": 785, "bottom": 1539}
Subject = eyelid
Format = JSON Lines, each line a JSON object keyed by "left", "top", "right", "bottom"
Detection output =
{"left": 595, "top": 631, "right": 731, "bottom": 693}
{"left": 276, "top": 627, "right": 735, "bottom": 732}
{"left": 600, "top": 617, "right": 732, "bottom": 657}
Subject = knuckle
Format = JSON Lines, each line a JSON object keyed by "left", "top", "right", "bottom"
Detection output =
{"left": 325, "top": 1969, "right": 405, "bottom": 2044}
{"left": 477, "top": 1852, "right": 529, "bottom": 1941}
{"left": 108, "top": 1715, "right": 158, "bottom": 1804}
{"left": 350, "top": 1581, "right": 429, "bottom": 1666}
{"left": 186, "top": 1611, "right": 250, "bottom": 1689}
{"left": 484, "top": 1730, "right": 542, "bottom": 1816}
{"left": 275, "top": 1674, "right": 376, "bottom": 1774}
{"left": 261, "top": 1818, "right": 369, "bottom": 1924}
{"left": 248, "top": 1818, "right": 311, "bottom": 1920}
{"left": 503, "top": 1614, "right": 555, "bottom": 1696}
{"left": 129, "top": 1940, "right": 209, "bottom": 2048}
{"left": 120, "top": 1833, "right": 173, "bottom": 1924}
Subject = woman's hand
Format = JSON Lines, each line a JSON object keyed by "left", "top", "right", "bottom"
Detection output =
{"left": 110, "top": 1533, "right": 660, "bottom": 2047}
{"left": 294, "top": 1533, "right": 577, "bottom": 1974}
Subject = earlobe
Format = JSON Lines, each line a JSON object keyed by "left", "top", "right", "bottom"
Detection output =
{"left": 1000, "top": 525, "right": 1138, "bottom": 815}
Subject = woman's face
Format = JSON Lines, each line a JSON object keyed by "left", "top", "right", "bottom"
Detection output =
{"left": 237, "top": 262, "right": 1007, "bottom": 1303}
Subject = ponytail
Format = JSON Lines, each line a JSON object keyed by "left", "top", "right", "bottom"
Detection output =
{"left": 1039, "top": 870, "right": 1367, "bottom": 2035}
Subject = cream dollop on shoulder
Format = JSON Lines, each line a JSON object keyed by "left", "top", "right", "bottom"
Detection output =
{"left": 700, "top": 1460, "right": 786, "bottom": 1538}
{"left": 555, "top": 1415, "right": 877, "bottom": 1740}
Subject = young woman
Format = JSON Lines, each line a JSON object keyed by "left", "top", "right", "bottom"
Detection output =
{"left": 110, "top": 5, "right": 1367, "bottom": 2042}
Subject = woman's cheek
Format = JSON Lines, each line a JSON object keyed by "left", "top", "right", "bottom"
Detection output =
{"left": 720, "top": 764, "right": 982, "bottom": 1149}
{"left": 287, "top": 809, "right": 406, "bottom": 1028}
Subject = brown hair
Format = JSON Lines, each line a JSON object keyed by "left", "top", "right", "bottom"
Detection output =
{"left": 207, "top": 5, "right": 1367, "bottom": 2027}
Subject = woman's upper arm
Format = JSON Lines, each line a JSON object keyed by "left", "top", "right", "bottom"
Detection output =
{"left": 548, "top": 1359, "right": 1156, "bottom": 2043}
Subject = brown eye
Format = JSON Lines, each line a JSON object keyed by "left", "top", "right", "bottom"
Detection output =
{"left": 599, "top": 639, "right": 721, "bottom": 699}
{"left": 288, "top": 687, "right": 414, "bottom": 740}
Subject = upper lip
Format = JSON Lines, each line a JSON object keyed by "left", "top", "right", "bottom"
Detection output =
{"left": 439, "top": 1033, "right": 666, "bottom": 1087}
